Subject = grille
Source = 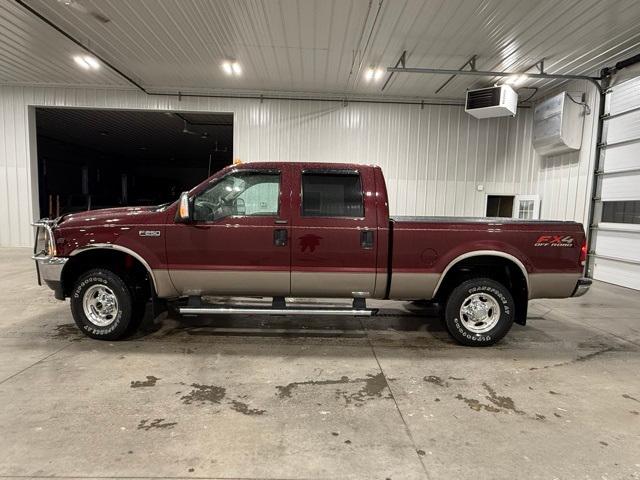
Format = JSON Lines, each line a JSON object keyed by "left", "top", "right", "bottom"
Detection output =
{"left": 466, "top": 87, "right": 502, "bottom": 109}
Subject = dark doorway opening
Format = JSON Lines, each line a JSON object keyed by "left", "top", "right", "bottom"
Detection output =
{"left": 35, "top": 108, "right": 233, "bottom": 217}
{"left": 486, "top": 195, "right": 514, "bottom": 217}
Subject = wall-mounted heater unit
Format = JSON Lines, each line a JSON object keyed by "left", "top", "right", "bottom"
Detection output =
{"left": 465, "top": 85, "right": 518, "bottom": 119}
{"left": 533, "top": 91, "right": 584, "bottom": 156}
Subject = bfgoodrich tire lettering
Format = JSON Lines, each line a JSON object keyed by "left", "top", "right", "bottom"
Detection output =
{"left": 444, "top": 278, "right": 515, "bottom": 347}
{"left": 70, "top": 269, "right": 134, "bottom": 340}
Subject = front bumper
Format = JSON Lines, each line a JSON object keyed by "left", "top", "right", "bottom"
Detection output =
{"left": 32, "top": 219, "right": 67, "bottom": 299}
{"left": 33, "top": 254, "right": 68, "bottom": 286}
{"left": 33, "top": 255, "right": 67, "bottom": 300}
{"left": 571, "top": 277, "right": 592, "bottom": 297}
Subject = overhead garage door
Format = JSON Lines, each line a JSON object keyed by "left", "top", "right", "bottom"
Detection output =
{"left": 591, "top": 75, "right": 640, "bottom": 290}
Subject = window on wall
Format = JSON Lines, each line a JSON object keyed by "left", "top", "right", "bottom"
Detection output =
{"left": 486, "top": 194, "right": 540, "bottom": 219}
{"left": 301, "top": 172, "right": 364, "bottom": 217}
{"left": 486, "top": 195, "right": 514, "bottom": 217}
{"left": 514, "top": 195, "right": 540, "bottom": 220}
{"left": 601, "top": 200, "right": 640, "bottom": 224}
{"left": 517, "top": 200, "right": 535, "bottom": 219}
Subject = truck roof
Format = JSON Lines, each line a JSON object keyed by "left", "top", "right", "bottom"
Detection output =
{"left": 238, "top": 161, "right": 376, "bottom": 170}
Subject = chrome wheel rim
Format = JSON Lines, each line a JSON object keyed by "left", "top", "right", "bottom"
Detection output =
{"left": 459, "top": 292, "right": 501, "bottom": 334}
{"left": 82, "top": 285, "right": 119, "bottom": 327}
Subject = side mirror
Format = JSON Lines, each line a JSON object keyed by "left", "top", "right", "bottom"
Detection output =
{"left": 175, "top": 191, "right": 192, "bottom": 223}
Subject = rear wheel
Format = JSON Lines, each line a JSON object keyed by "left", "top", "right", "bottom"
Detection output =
{"left": 70, "top": 269, "right": 142, "bottom": 340}
{"left": 444, "top": 278, "right": 514, "bottom": 346}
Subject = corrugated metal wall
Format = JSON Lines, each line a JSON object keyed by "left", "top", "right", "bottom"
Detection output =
{"left": 0, "top": 84, "right": 597, "bottom": 247}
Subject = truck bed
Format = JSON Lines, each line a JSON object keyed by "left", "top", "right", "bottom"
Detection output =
{"left": 387, "top": 216, "right": 585, "bottom": 300}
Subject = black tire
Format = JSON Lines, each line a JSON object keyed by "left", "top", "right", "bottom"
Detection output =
{"left": 70, "top": 268, "right": 140, "bottom": 340}
{"left": 444, "top": 278, "right": 515, "bottom": 347}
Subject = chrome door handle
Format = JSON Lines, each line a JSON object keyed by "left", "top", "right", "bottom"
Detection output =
{"left": 274, "top": 219, "right": 288, "bottom": 224}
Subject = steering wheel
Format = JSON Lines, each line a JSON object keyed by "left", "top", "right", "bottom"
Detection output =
{"left": 193, "top": 199, "right": 216, "bottom": 220}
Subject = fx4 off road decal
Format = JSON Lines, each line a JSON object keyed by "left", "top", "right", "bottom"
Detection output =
{"left": 534, "top": 235, "right": 575, "bottom": 247}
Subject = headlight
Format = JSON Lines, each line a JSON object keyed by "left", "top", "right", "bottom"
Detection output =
{"left": 35, "top": 227, "right": 48, "bottom": 256}
{"left": 33, "top": 222, "right": 57, "bottom": 257}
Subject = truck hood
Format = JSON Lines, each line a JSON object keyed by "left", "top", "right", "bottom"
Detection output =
{"left": 56, "top": 205, "right": 167, "bottom": 228}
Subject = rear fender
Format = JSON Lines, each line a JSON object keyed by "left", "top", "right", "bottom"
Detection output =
{"left": 432, "top": 250, "right": 530, "bottom": 297}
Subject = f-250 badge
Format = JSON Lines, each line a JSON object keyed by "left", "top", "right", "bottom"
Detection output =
{"left": 139, "top": 230, "right": 161, "bottom": 237}
{"left": 534, "top": 235, "right": 574, "bottom": 247}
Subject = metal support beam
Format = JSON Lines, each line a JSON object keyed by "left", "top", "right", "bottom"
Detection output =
{"left": 386, "top": 66, "right": 603, "bottom": 93}
{"left": 434, "top": 54, "right": 478, "bottom": 95}
{"left": 381, "top": 50, "right": 406, "bottom": 92}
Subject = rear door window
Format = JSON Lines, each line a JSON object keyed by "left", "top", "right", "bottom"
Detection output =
{"left": 301, "top": 172, "right": 364, "bottom": 217}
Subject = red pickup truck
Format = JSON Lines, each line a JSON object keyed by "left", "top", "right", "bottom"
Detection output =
{"left": 33, "top": 162, "right": 590, "bottom": 346}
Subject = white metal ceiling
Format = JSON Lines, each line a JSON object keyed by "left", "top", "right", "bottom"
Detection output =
{"left": 2, "top": 0, "right": 640, "bottom": 100}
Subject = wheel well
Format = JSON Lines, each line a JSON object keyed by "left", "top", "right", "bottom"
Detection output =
{"left": 61, "top": 249, "right": 153, "bottom": 300}
{"left": 434, "top": 255, "right": 529, "bottom": 325}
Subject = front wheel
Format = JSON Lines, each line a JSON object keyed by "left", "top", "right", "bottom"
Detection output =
{"left": 70, "top": 269, "right": 140, "bottom": 340}
{"left": 444, "top": 278, "right": 515, "bottom": 346}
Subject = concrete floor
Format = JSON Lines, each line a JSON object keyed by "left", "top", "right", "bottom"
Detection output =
{"left": 0, "top": 247, "right": 639, "bottom": 480}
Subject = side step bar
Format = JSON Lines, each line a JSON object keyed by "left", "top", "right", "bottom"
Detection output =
{"left": 178, "top": 296, "right": 377, "bottom": 317}
{"left": 178, "top": 306, "right": 376, "bottom": 316}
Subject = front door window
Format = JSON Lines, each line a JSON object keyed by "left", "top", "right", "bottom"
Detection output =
{"left": 193, "top": 171, "right": 280, "bottom": 222}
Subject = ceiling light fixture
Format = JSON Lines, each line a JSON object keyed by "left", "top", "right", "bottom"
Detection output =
{"left": 74, "top": 56, "right": 90, "bottom": 70}
{"left": 364, "top": 69, "right": 374, "bottom": 81}
{"left": 364, "top": 67, "right": 384, "bottom": 82}
{"left": 83, "top": 56, "right": 100, "bottom": 70}
{"left": 73, "top": 55, "right": 100, "bottom": 70}
{"left": 222, "top": 61, "right": 242, "bottom": 76}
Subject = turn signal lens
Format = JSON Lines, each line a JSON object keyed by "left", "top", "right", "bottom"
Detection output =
{"left": 179, "top": 195, "right": 189, "bottom": 218}
{"left": 47, "top": 231, "right": 56, "bottom": 257}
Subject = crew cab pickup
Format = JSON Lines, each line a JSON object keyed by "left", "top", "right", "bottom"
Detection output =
{"left": 33, "top": 162, "right": 590, "bottom": 346}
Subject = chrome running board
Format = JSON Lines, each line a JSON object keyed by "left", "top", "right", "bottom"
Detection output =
{"left": 178, "top": 306, "right": 376, "bottom": 316}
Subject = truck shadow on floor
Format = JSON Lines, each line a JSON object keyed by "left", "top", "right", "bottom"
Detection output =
{"left": 45, "top": 302, "right": 601, "bottom": 348}
{"left": 132, "top": 301, "right": 451, "bottom": 341}
{"left": 132, "top": 311, "right": 623, "bottom": 352}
